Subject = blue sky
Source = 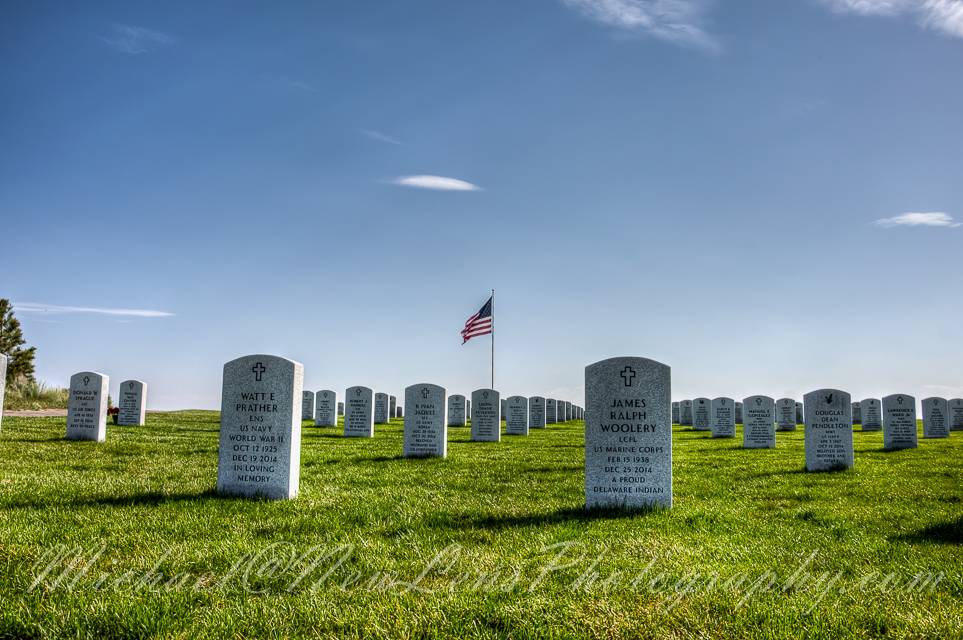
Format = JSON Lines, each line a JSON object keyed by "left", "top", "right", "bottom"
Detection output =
{"left": 3, "top": 0, "right": 961, "bottom": 410}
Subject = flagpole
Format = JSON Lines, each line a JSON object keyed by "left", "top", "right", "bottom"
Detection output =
{"left": 490, "top": 288, "right": 495, "bottom": 389}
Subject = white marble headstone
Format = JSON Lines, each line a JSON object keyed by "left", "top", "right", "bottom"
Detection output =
{"left": 860, "top": 398, "right": 882, "bottom": 431}
{"left": 922, "top": 397, "right": 949, "bottom": 438}
{"left": 404, "top": 383, "right": 447, "bottom": 458}
{"left": 742, "top": 395, "right": 775, "bottom": 449}
{"left": 671, "top": 401, "right": 680, "bottom": 424}
{"left": 735, "top": 401, "right": 743, "bottom": 424}
{"left": 345, "top": 386, "right": 374, "bottom": 437}
{"left": 529, "top": 396, "right": 546, "bottom": 428}
{"left": 803, "top": 389, "right": 854, "bottom": 471}
{"left": 710, "top": 397, "right": 735, "bottom": 438}
{"left": 66, "top": 371, "right": 108, "bottom": 442}
{"left": 389, "top": 395, "right": 397, "bottom": 420}
{"left": 505, "top": 396, "right": 529, "bottom": 435}
{"left": 315, "top": 390, "right": 337, "bottom": 426}
{"left": 471, "top": 389, "right": 500, "bottom": 442}
{"left": 217, "top": 355, "right": 302, "bottom": 500}
{"left": 117, "top": 379, "right": 147, "bottom": 426}
{"left": 692, "top": 397, "right": 710, "bottom": 431}
{"left": 680, "top": 400, "right": 693, "bottom": 426}
{"left": 374, "top": 392, "right": 389, "bottom": 424}
{"left": 851, "top": 401, "right": 862, "bottom": 426}
{"left": 447, "top": 394, "right": 467, "bottom": 426}
{"left": 775, "top": 398, "right": 796, "bottom": 432}
{"left": 301, "top": 390, "right": 315, "bottom": 421}
{"left": 546, "top": 398, "right": 557, "bottom": 424}
{"left": 882, "top": 394, "right": 917, "bottom": 450}
{"left": 950, "top": 398, "right": 963, "bottom": 431}
{"left": 585, "top": 356, "right": 671, "bottom": 509}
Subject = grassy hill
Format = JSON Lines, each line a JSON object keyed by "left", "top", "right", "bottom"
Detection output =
{"left": 0, "top": 413, "right": 960, "bottom": 639}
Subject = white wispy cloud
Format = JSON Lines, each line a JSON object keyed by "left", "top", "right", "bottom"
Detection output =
{"left": 361, "top": 129, "right": 402, "bottom": 145}
{"left": 873, "top": 212, "right": 961, "bottom": 228}
{"left": 286, "top": 80, "right": 319, "bottom": 93}
{"left": 560, "top": 0, "right": 720, "bottom": 52}
{"left": 13, "top": 303, "right": 175, "bottom": 317}
{"left": 101, "top": 24, "right": 175, "bottom": 54}
{"left": 389, "top": 175, "right": 482, "bottom": 191}
{"left": 819, "top": 0, "right": 963, "bottom": 38}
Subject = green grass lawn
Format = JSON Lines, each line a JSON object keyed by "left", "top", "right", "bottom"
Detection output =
{"left": 1, "top": 413, "right": 961, "bottom": 639}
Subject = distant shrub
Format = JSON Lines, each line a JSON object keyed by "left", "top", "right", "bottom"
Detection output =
{"left": 3, "top": 378, "right": 69, "bottom": 411}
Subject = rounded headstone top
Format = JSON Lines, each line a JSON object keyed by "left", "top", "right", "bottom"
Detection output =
{"left": 406, "top": 382, "right": 445, "bottom": 395}
{"left": 70, "top": 371, "right": 107, "bottom": 385}
{"left": 223, "top": 354, "right": 301, "bottom": 371}
{"left": 347, "top": 385, "right": 373, "bottom": 394}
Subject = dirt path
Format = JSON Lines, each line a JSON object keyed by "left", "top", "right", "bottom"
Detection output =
{"left": 4, "top": 409, "right": 68, "bottom": 417}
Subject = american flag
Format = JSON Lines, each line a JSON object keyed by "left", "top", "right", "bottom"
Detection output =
{"left": 461, "top": 295, "right": 493, "bottom": 344}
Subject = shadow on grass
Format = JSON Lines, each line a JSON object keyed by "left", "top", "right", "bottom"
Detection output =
{"left": 4, "top": 489, "right": 220, "bottom": 510}
{"left": 895, "top": 516, "right": 963, "bottom": 545}
{"left": 367, "top": 455, "right": 407, "bottom": 462}
{"left": 439, "top": 505, "right": 663, "bottom": 531}
{"left": 751, "top": 468, "right": 810, "bottom": 479}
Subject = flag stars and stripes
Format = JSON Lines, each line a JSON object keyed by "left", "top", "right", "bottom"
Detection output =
{"left": 461, "top": 296, "right": 493, "bottom": 344}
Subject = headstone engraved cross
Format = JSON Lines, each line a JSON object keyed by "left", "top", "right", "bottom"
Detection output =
{"left": 344, "top": 386, "right": 375, "bottom": 437}
{"left": 742, "top": 395, "right": 775, "bottom": 449}
{"left": 217, "top": 354, "right": 302, "bottom": 499}
{"left": 404, "top": 383, "right": 447, "bottom": 458}
{"left": 66, "top": 371, "right": 109, "bottom": 442}
{"left": 883, "top": 394, "right": 917, "bottom": 450}
{"left": 471, "top": 389, "right": 500, "bottom": 442}
{"left": 117, "top": 379, "right": 147, "bottom": 426}
{"left": 922, "top": 397, "right": 949, "bottom": 438}
{"left": 585, "top": 357, "right": 671, "bottom": 509}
